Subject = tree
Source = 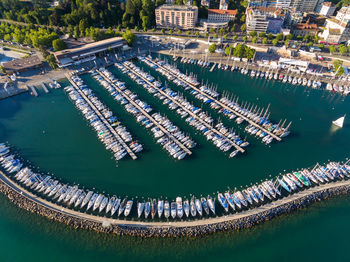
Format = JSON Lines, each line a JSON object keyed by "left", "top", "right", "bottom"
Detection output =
{"left": 161, "top": 29, "right": 165, "bottom": 34}
{"left": 233, "top": 44, "right": 244, "bottom": 57}
{"left": 209, "top": 28, "right": 214, "bottom": 34}
{"left": 225, "top": 46, "right": 233, "bottom": 56}
{"left": 252, "top": 36, "right": 257, "bottom": 43}
{"left": 79, "top": 19, "right": 88, "bottom": 37}
{"left": 339, "top": 45, "right": 347, "bottom": 55}
{"left": 177, "top": 29, "right": 181, "bottom": 35}
{"left": 208, "top": 43, "right": 217, "bottom": 53}
{"left": 258, "top": 32, "right": 266, "bottom": 38}
{"left": 231, "top": 24, "right": 237, "bottom": 32}
{"left": 240, "top": 14, "right": 246, "bottom": 23}
{"left": 328, "top": 45, "right": 337, "bottom": 54}
{"left": 52, "top": 38, "right": 67, "bottom": 51}
{"left": 272, "top": 38, "right": 278, "bottom": 46}
{"left": 169, "top": 29, "right": 173, "bottom": 35}
{"left": 249, "top": 31, "right": 257, "bottom": 37}
{"left": 240, "top": 24, "right": 246, "bottom": 33}
{"left": 284, "top": 39, "right": 289, "bottom": 47}
{"left": 223, "top": 34, "right": 228, "bottom": 40}
{"left": 214, "top": 33, "right": 218, "bottom": 38}
{"left": 243, "top": 36, "right": 247, "bottom": 42}
{"left": 204, "top": 32, "right": 209, "bottom": 37}
{"left": 286, "top": 34, "right": 293, "bottom": 40}
{"left": 186, "top": 30, "right": 191, "bottom": 36}
{"left": 195, "top": 31, "right": 200, "bottom": 37}
{"left": 219, "top": 28, "right": 225, "bottom": 35}
{"left": 142, "top": 16, "right": 150, "bottom": 29}
{"left": 262, "top": 37, "right": 268, "bottom": 45}
{"left": 233, "top": 35, "right": 238, "bottom": 41}
{"left": 267, "top": 33, "right": 273, "bottom": 39}
{"left": 276, "top": 33, "right": 283, "bottom": 41}
{"left": 45, "top": 54, "right": 57, "bottom": 69}
{"left": 134, "top": 26, "right": 139, "bottom": 32}
{"left": 333, "top": 59, "right": 344, "bottom": 76}
{"left": 318, "top": 44, "right": 325, "bottom": 49}
{"left": 122, "top": 30, "right": 137, "bottom": 45}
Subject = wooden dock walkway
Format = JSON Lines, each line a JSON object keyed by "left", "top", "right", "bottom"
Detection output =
{"left": 66, "top": 75, "right": 138, "bottom": 160}
{"left": 144, "top": 57, "right": 282, "bottom": 142}
{"left": 122, "top": 62, "right": 245, "bottom": 153}
{"left": 96, "top": 70, "right": 192, "bottom": 156}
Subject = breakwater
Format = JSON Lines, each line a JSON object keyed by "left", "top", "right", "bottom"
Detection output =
{"left": 1, "top": 170, "right": 350, "bottom": 238}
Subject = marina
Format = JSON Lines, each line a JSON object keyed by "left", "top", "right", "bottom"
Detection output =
{"left": 66, "top": 74, "right": 141, "bottom": 161}
{"left": 117, "top": 61, "right": 246, "bottom": 156}
{"left": 93, "top": 68, "right": 194, "bottom": 159}
{"left": 173, "top": 53, "right": 350, "bottom": 96}
{"left": 140, "top": 55, "right": 291, "bottom": 144}
{"left": 0, "top": 51, "right": 349, "bottom": 260}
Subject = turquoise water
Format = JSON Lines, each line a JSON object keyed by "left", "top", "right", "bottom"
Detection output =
{"left": 0, "top": 59, "right": 349, "bottom": 261}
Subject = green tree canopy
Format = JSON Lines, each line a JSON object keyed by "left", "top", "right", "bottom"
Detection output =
{"left": 52, "top": 38, "right": 67, "bottom": 51}
{"left": 208, "top": 43, "right": 216, "bottom": 53}
{"left": 122, "top": 30, "right": 136, "bottom": 45}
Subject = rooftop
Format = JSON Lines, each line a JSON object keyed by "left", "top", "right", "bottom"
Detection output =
{"left": 54, "top": 37, "right": 125, "bottom": 57}
{"left": 2, "top": 55, "right": 42, "bottom": 72}
{"left": 247, "top": 7, "right": 285, "bottom": 17}
{"left": 293, "top": 21, "right": 318, "bottom": 31}
{"left": 208, "top": 9, "right": 237, "bottom": 15}
{"left": 322, "top": 1, "right": 335, "bottom": 7}
{"left": 156, "top": 4, "right": 198, "bottom": 11}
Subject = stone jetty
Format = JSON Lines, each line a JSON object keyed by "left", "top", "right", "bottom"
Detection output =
{"left": 1, "top": 171, "right": 350, "bottom": 238}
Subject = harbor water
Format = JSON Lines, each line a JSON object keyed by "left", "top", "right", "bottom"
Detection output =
{"left": 0, "top": 58, "right": 349, "bottom": 261}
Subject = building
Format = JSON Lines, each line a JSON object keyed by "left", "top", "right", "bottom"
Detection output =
{"left": 201, "top": 0, "right": 210, "bottom": 7}
{"left": 248, "top": 0, "right": 318, "bottom": 11}
{"left": 208, "top": 9, "right": 237, "bottom": 23}
{"left": 319, "top": 2, "right": 336, "bottom": 16}
{"left": 246, "top": 7, "right": 285, "bottom": 33}
{"left": 219, "top": 0, "right": 228, "bottom": 10}
{"left": 202, "top": 21, "right": 229, "bottom": 30}
{"left": 319, "top": 18, "right": 350, "bottom": 43}
{"left": 54, "top": 37, "right": 127, "bottom": 68}
{"left": 278, "top": 57, "right": 309, "bottom": 72}
{"left": 276, "top": 0, "right": 291, "bottom": 9}
{"left": 292, "top": 20, "right": 319, "bottom": 36}
{"left": 2, "top": 55, "right": 43, "bottom": 74}
{"left": 336, "top": 5, "right": 350, "bottom": 23}
{"left": 155, "top": 5, "right": 198, "bottom": 29}
{"left": 289, "top": 0, "right": 319, "bottom": 12}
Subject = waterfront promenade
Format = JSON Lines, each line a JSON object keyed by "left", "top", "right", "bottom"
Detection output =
{"left": 1, "top": 169, "right": 350, "bottom": 236}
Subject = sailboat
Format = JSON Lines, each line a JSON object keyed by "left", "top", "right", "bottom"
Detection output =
{"left": 332, "top": 115, "right": 345, "bottom": 128}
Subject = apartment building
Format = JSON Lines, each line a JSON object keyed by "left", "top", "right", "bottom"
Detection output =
{"left": 246, "top": 7, "right": 285, "bottom": 33}
{"left": 155, "top": 5, "right": 198, "bottom": 29}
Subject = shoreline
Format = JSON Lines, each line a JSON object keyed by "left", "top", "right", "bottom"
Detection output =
{"left": 1, "top": 171, "right": 350, "bottom": 237}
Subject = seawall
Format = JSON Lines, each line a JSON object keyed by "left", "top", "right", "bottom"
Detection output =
{"left": 0, "top": 172, "right": 349, "bottom": 238}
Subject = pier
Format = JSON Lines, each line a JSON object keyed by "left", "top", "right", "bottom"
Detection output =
{"left": 41, "top": 83, "right": 49, "bottom": 93}
{"left": 27, "top": 85, "right": 38, "bottom": 97}
{"left": 209, "top": 63, "right": 216, "bottom": 72}
{"left": 143, "top": 57, "right": 282, "bottom": 142}
{"left": 66, "top": 74, "right": 138, "bottom": 160}
{"left": 1, "top": 168, "right": 350, "bottom": 237}
{"left": 121, "top": 62, "right": 245, "bottom": 153}
{"left": 96, "top": 70, "right": 193, "bottom": 156}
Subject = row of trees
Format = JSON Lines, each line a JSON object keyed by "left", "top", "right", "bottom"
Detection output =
{"left": 0, "top": 22, "right": 59, "bottom": 49}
